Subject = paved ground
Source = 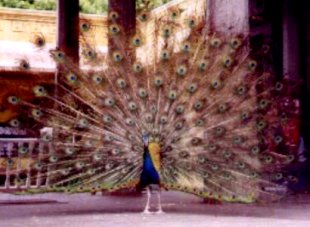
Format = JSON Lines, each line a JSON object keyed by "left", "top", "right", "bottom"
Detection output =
{"left": 1, "top": 191, "right": 310, "bottom": 227}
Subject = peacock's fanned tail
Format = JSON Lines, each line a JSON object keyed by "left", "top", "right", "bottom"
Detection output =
{"left": 5, "top": 0, "right": 299, "bottom": 203}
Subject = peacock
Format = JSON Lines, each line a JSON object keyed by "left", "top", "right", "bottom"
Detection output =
{"left": 1, "top": 0, "right": 301, "bottom": 214}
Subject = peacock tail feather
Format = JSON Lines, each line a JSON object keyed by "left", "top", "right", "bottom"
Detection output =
{"left": 2, "top": 0, "right": 299, "bottom": 203}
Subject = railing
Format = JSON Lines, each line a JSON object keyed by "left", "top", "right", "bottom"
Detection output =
{"left": 0, "top": 138, "right": 52, "bottom": 190}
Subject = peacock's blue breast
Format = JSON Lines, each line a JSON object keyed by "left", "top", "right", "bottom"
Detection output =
{"left": 140, "top": 150, "right": 160, "bottom": 187}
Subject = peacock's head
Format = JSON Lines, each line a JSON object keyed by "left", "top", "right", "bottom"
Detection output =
{"left": 142, "top": 133, "right": 149, "bottom": 147}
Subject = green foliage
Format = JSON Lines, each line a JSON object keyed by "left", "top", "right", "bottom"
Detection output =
{"left": 0, "top": 0, "right": 172, "bottom": 14}
{"left": 80, "top": 0, "right": 108, "bottom": 15}
{"left": 0, "top": 0, "right": 56, "bottom": 10}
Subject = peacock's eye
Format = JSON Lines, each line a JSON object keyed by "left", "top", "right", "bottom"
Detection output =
{"left": 41, "top": 133, "right": 52, "bottom": 142}
{"left": 240, "top": 111, "right": 250, "bottom": 121}
{"left": 274, "top": 135, "right": 283, "bottom": 144}
{"left": 78, "top": 118, "right": 89, "bottom": 128}
{"left": 92, "top": 75, "right": 103, "bottom": 84}
{"left": 109, "top": 11, "right": 119, "bottom": 20}
{"left": 33, "top": 86, "right": 47, "bottom": 97}
{"left": 258, "top": 99, "right": 269, "bottom": 109}
{"left": 193, "top": 101, "right": 203, "bottom": 111}
{"left": 223, "top": 56, "right": 233, "bottom": 68}
{"left": 288, "top": 175, "right": 298, "bottom": 182}
{"left": 182, "top": 42, "right": 191, "bottom": 52}
{"left": 264, "top": 155, "right": 274, "bottom": 163}
{"left": 32, "top": 109, "right": 43, "bottom": 118}
{"left": 138, "top": 12, "right": 148, "bottom": 22}
{"left": 154, "top": 76, "right": 163, "bottom": 87}
{"left": 132, "top": 36, "right": 142, "bottom": 47}
{"left": 84, "top": 49, "right": 97, "bottom": 60}
{"left": 286, "top": 155, "right": 295, "bottom": 163}
{"left": 275, "top": 173, "right": 283, "bottom": 180}
{"left": 104, "top": 97, "right": 115, "bottom": 107}
{"left": 235, "top": 85, "right": 248, "bottom": 96}
{"left": 128, "top": 101, "right": 138, "bottom": 111}
{"left": 150, "top": 105, "right": 157, "bottom": 113}
{"left": 195, "top": 119, "right": 204, "bottom": 127}
{"left": 250, "top": 145, "right": 260, "bottom": 155}
{"left": 34, "top": 35, "right": 46, "bottom": 48}
{"left": 109, "top": 24, "right": 120, "bottom": 35}
{"left": 80, "top": 22, "right": 91, "bottom": 32}
{"left": 187, "top": 83, "right": 198, "bottom": 93}
{"left": 162, "top": 26, "right": 172, "bottom": 38}
{"left": 210, "top": 38, "right": 221, "bottom": 48}
{"left": 198, "top": 60, "right": 208, "bottom": 71}
{"left": 218, "top": 103, "right": 228, "bottom": 113}
{"left": 116, "top": 78, "right": 127, "bottom": 89}
{"left": 75, "top": 161, "right": 85, "bottom": 169}
{"left": 93, "top": 153, "right": 103, "bottom": 161}
{"left": 175, "top": 121, "right": 184, "bottom": 130}
{"left": 112, "top": 51, "right": 123, "bottom": 62}
{"left": 223, "top": 172, "right": 232, "bottom": 180}
{"left": 210, "top": 79, "right": 222, "bottom": 90}
{"left": 65, "top": 147, "right": 76, "bottom": 155}
{"left": 211, "top": 164, "right": 219, "bottom": 171}
{"left": 237, "top": 161, "right": 246, "bottom": 169}
{"left": 187, "top": 18, "right": 196, "bottom": 28}
{"left": 49, "top": 155, "right": 58, "bottom": 163}
{"left": 250, "top": 172, "right": 258, "bottom": 178}
{"left": 214, "top": 126, "right": 226, "bottom": 137}
{"left": 248, "top": 60, "right": 257, "bottom": 71}
{"left": 103, "top": 115, "right": 113, "bottom": 124}
{"left": 176, "top": 65, "right": 188, "bottom": 77}
{"left": 191, "top": 137, "right": 202, "bottom": 146}
{"left": 230, "top": 38, "right": 242, "bottom": 49}
{"left": 51, "top": 50, "right": 65, "bottom": 62}
{"left": 145, "top": 113, "right": 153, "bottom": 123}
{"left": 133, "top": 62, "right": 143, "bottom": 73}
{"left": 87, "top": 169, "right": 96, "bottom": 175}
{"left": 105, "top": 162, "right": 114, "bottom": 170}
{"left": 179, "top": 151, "right": 190, "bottom": 159}
{"left": 160, "top": 116, "right": 168, "bottom": 124}
{"left": 168, "top": 90, "right": 177, "bottom": 100}
{"left": 223, "top": 150, "right": 232, "bottom": 159}
{"left": 170, "top": 9, "right": 180, "bottom": 19}
{"left": 10, "top": 119, "right": 20, "bottom": 128}
{"left": 18, "top": 146, "right": 29, "bottom": 155}
{"left": 34, "top": 162, "right": 43, "bottom": 170}
{"left": 175, "top": 105, "right": 185, "bottom": 114}
{"left": 125, "top": 118, "right": 135, "bottom": 126}
{"left": 8, "top": 96, "right": 19, "bottom": 105}
{"left": 233, "top": 136, "right": 244, "bottom": 145}
{"left": 256, "top": 120, "right": 267, "bottom": 131}
{"left": 275, "top": 82, "right": 283, "bottom": 91}
{"left": 160, "top": 50, "right": 170, "bottom": 61}
{"left": 111, "top": 148, "right": 121, "bottom": 155}
{"left": 61, "top": 168, "right": 71, "bottom": 176}
{"left": 66, "top": 73, "right": 78, "bottom": 84}
{"left": 138, "top": 88, "right": 148, "bottom": 98}
{"left": 19, "top": 59, "right": 30, "bottom": 70}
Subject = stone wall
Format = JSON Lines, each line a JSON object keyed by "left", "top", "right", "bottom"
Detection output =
{"left": 0, "top": 8, "right": 108, "bottom": 46}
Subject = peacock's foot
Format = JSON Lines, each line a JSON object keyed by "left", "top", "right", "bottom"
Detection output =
{"left": 154, "top": 209, "right": 165, "bottom": 214}
{"left": 142, "top": 209, "right": 152, "bottom": 215}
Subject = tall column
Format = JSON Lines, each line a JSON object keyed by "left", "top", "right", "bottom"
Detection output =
{"left": 56, "top": 0, "right": 80, "bottom": 65}
{"left": 108, "top": 0, "right": 136, "bottom": 53}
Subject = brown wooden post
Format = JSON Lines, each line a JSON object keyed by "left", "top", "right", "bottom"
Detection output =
{"left": 56, "top": 0, "right": 80, "bottom": 65}
{"left": 108, "top": 0, "right": 136, "bottom": 53}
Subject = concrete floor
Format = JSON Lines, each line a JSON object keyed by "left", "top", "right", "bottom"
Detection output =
{"left": 1, "top": 192, "right": 310, "bottom": 227}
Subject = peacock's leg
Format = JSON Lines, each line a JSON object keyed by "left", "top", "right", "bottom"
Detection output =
{"left": 143, "top": 186, "right": 151, "bottom": 214}
{"left": 155, "top": 187, "right": 164, "bottom": 214}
